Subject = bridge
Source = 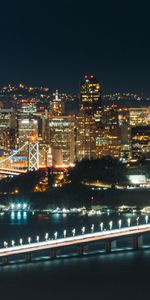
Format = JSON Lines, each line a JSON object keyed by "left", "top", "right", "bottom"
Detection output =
{"left": 0, "top": 141, "right": 39, "bottom": 176}
{"left": 1, "top": 223, "right": 150, "bottom": 265}
{"left": 0, "top": 168, "right": 27, "bottom": 176}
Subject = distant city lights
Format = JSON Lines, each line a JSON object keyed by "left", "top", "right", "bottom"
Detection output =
{"left": 10, "top": 203, "right": 29, "bottom": 211}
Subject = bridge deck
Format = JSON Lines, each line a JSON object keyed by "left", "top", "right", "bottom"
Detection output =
{"left": 0, "top": 224, "right": 150, "bottom": 257}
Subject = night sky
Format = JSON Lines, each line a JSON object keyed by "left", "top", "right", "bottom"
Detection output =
{"left": 0, "top": 0, "right": 150, "bottom": 94}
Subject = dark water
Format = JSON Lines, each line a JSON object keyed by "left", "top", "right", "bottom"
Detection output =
{"left": 0, "top": 212, "right": 149, "bottom": 300}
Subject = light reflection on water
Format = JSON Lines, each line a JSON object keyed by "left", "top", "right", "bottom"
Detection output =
{"left": 0, "top": 210, "right": 148, "bottom": 245}
{"left": 10, "top": 211, "right": 28, "bottom": 225}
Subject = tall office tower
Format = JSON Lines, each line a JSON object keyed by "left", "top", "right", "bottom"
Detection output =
{"left": 50, "top": 90, "right": 64, "bottom": 116}
{"left": 76, "top": 75, "right": 102, "bottom": 161}
{"left": 0, "top": 108, "right": 17, "bottom": 150}
{"left": 48, "top": 115, "right": 75, "bottom": 165}
{"left": 75, "top": 115, "right": 97, "bottom": 160}
{"left": 118, "top": 108, "right": 131, "bottom": 160}
{"left": 18, "top": 119, "right": 38, "bottom": 147}
{"left": 96, "top": 105, "right": 122, "bottom": 158}
{"left": 131, "top": 126, "right": 150, "bottom": 160}
{"left": 80, "top": 75, "right": 102, "bottom": 116}
{"left": 3, "top": 128, "right": 17, "bottom": 151}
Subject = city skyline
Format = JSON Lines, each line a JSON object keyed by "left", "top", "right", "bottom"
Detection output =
{"left": 0, "top": 0, "right": 150, "bottom": 94}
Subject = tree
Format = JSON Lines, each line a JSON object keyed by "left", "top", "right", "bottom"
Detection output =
{"left": 69, "top": 157, "right": 127, "bottom": 185}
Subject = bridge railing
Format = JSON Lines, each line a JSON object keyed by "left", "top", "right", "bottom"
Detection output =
{"left": 1, "top": 223, "right": 150, "bottom": 254}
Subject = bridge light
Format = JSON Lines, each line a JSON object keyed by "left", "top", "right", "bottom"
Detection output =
{"left": 23, "top": 203, "right": 27, "bottom": 209}
{"left": 82, "top": 226, "right": 85, "bottom": 235}
{"left": 28, "top": 237, "right": 31, "bottom": 244}
{"left": 136, "top": 217, "right": 139, "bottom": 226}
{"left": 11, "top": 240, "right": 15, "bottom": 247}
{"left": 72, "top": 228, "right": 76, "bottom": 237}
{"left": 4, "top": 241, "right": 8, "bottom": 248}
{"left": 91, "top": 224, "right": 94, "bottom": 233}
{"left": 19, "top": 238, "right": 23, "bottom": 246}
{"left": 45, "top": 233, "right": 49, "bottom": 241}
{"left": 100, "top": 222, "right": 103, "bottom": 231}
{"left": 63, "top": 229, "right": 67, "bottom": 238}
{"left": 54, "top": 232, "right": 58, "bottom": 239}
{"left": 118, "top": 219, "right": 122, "bottom": 229}
{"left": 127, "top": 218, "right": 131, "bottom": 227}
{"left": 10, "top": 203, "right": 15, "bottom": 210}
{"left": 109, "top": 221, "right": 113, "bottom": 230}
{"left": 145, "top": 215, "right": 148, "bottom": 224}
{"left": 17, "top": 203, "right": 21, "bottom": 210}
{"left": 36, "top": 235, "right": 39, "bottom": 243}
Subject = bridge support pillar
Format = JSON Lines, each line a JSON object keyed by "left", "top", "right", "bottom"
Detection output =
{"left": 77, "top": 245, "right": 88, "bottom": 255}
{"left": 2, "top": 256, "right": 9, "bottom": 265}
{"left": 105, "top": 240, "right": 117, "bottom": 253}
{"left": 132, "top": 236, "right": 143, "bottom": 250}
{"left": 25, "top": 253, "right": 32, "bottom": 263}
{"left": 50, "top": 249, "right": 57, "bottom": 259}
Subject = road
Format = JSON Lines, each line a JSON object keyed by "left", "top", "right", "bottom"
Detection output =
{"left": 0, "top": 224, "right": 150, "bottom": 257}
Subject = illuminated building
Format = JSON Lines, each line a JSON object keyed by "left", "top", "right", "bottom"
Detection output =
{"left": 129, "top": 107, "right": 150, "bottom": 126}
{"left": 80, "top": 75, "right": 101, "bottom": 115}
{"left": 3, "top": 128, "right": 17, "bottom": 151}
{"left": 76, "top": 75, "right": 102, "bottom": 160}
{"left": 50, "top": 90, "right": 64, "bottom": 116}
{"left": 18, "top": 119, "right": 38, "bottom": 147}
{"left": 117, "top": 108, "right": 131, "bottom": 160}
{"left": 75, "top": 115, "right": 97, "bottom": 160}
{"left": 39, "top": 143, "right": 52, "bottom": 168}
{"left": 94, "top": 105, "right": 131, "bottom": 160}
{"left": 48, "top": 115, "right": 75, "bottom": 165}
{"left": 18, "top": 99, "right": 37, "bottom": 117}
{"left": 96, "top": 105, "right": 122, "bottom": 158}
{"left": 131, "top": 126, "right": 150, "bottom": 159}
{"left": 0, "top": 108, "right": 17, "bottom": 150}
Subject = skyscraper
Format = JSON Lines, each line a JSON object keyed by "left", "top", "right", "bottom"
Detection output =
{"left": 48, "top": 115, "right": 75, "bottom": 165}
{"left": 50, "top": 90, "right": 64, "bottom": 116}
{"left": 76, "top": 75, "right": 102, "bottom": 161}
{"left": 80, "top": 75, "right": 102, "bottom": 116}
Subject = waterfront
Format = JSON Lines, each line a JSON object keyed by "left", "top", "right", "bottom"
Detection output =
{"left": 0, "top": 211, "right": 147, "bottom": 245}
{"left": 0, "top": 212, "right": 150, "bottom": 299}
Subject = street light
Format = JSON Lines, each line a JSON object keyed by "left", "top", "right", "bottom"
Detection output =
{"left": 109, "top": 221, "right": 113, "bottom": 230}
{"left": 136, "top": 217, "right": 139, "bottom": 226}
{"left": 82, "top": 226, "right": 85, "bottom": 235}
{"left": 45, "top": 233, "right": 49, "bottom": 241}
{"left": 72, "top": 228, "right": 76, "bottom": 237}
{"left": 118, "top": 219, "right": 122, "bottom": 229}
{"left": 11, "top": 240, "right": 15, "bottom": 247}
{"left": 36, "top": 235, "right": 39, "bottom": 243}
{"left": 54, "top": 232, "right": 58, "bottom": 239}
{"left": 127, "top": 218, "right": 131, "bottom": 227}
{"left": 19, "top": 238, "right": 23, "bottom": 246}
{"left": 63, "top": 229, "right": 67, "bottom": 238}
{"left": 28, "top": 237, "right": 31, "bottom": 244}
{"left": 145, "top": 215, "right": 148, "bottom": 224}
{"left": 91, "top": 224, "right": 94, "bottom": 233}
{"left": 100, "top": 222, "right": 103, "bottom": 231}
{"left": 4, "top": 241, "right": 8, "bottom": 248}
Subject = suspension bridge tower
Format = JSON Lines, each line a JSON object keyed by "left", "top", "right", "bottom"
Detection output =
{"left": 28, "top": 136, "right": 39, "bottom": 171}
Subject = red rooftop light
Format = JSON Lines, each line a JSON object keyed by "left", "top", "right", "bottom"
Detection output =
{"left": 84, "top": 75, "right": 96, "bottom": 79}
